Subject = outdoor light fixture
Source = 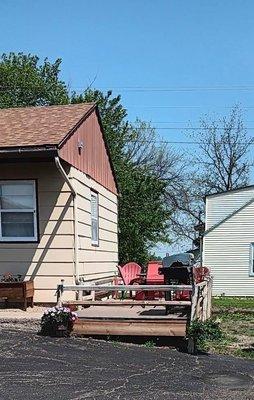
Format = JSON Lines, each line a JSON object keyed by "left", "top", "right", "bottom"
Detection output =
{"left": 78, "top": 140, "right": 84, "bottom": 154}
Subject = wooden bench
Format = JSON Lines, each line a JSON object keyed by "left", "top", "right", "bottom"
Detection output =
{"left": 0, "top": 281, "right": 34, "bottom": 311}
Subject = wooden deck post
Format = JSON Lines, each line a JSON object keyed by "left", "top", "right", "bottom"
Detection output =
{"left": 56, "top": 279, "right": 65, "bottom": 307}
{"left": 91, "top": 282, "right": 96, "bottom": 301}
{"left": 206, "top": 276, "right": 213, "bottom": 319}
{"left": 190, "top": 283, "right": 198, "bottom": 321}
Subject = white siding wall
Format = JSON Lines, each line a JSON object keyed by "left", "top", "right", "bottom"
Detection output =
{"left": 205, "top": 187, "right": 254, "bottom": 230}
{"left": 203, "top": 194, "right": 254, "bottom": 296}
{"left": 69, "top": 167, "right": 118, "bottom": 282}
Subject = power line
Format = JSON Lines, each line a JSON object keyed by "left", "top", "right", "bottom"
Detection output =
{"left": 143, "top": 127, "right": 254, "bottom": 130}
{"left": 130, "top": 120, "right": 254, "bottom": 124}
{"left": 69, "top": 85, "right": 254, "bottom": 92}
{"left": 3, "top": 84, "right": 254, "bottom": 92}
{"left": 127, "top": 140, "right": 254, "bottom": 145}
{"left": 129, "top": 140, "right": 197, "bottom": 144}
{"left": 125, "top": 105, "right": 254, "bottom": 109}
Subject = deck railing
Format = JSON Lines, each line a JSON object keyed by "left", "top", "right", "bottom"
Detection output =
{"left": 190, "top": 277, "right": 213, "bottom": 322}
{"left": 56, "top": 276, "right": 212, "bottom": 323}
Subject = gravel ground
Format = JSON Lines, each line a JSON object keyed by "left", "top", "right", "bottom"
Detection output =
{"left": 0, "top": 320, "right": 253, "bottom": 400}
{"left": 0, "top": 306, "right": 45, "bottom": 321}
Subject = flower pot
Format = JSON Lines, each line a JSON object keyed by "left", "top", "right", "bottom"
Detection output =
{"left": 55, "top": 324, "right": 69, "bottom": 337}
{"left": 40, "top": 306, "right": 77, "bottom": 337}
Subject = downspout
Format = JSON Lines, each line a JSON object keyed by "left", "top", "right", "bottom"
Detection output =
{"left": 54, "top": 156, "right": 79, "bottom": 284}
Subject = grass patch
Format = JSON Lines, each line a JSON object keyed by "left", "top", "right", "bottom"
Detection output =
{"left": 234, "top": 347, "right": 254, "bottom": 360}
{"left": 213, "top": 297, "right": 254, "bottom": 310}
{"left": 143, "top": 340, "right": 156, "bottom": 348}
{"left": 200, "top": 298, "right": 254, "bottom": 359}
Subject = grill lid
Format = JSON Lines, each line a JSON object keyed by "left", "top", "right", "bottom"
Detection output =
{"left": 162, "top": 252, "right": 194, "bottom": 268}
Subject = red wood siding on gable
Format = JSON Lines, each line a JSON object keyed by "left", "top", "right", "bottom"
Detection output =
{"left": 59, "top": 110, "right": 117, "bottom": 195}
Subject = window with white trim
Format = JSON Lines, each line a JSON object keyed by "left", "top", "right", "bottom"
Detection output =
{"left": 0, "top": 180, "right": 37, "bottom": 242}
{"left": 250, "top": 243, "right": 254, "bottom": 276}
{"left": 91, "top": 191, "right": 99, "bottom": 246}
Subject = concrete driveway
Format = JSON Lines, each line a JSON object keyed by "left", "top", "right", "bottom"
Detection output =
{"left": 0, "top": 321, "right": 253, "bottom": 400}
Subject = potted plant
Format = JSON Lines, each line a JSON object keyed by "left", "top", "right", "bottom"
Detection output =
{"left": 40, "top": 306, "right": 78, "bottom": 337}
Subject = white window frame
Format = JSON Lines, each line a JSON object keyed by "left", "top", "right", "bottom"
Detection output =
{"left": 0, "top": 180, "right": 38, "bottom": 242}
{"left": 91, "top": 191, "right": 99, "bottom": 246}
{"left": 250, "top": 243, "right": 254, "bottom": 277}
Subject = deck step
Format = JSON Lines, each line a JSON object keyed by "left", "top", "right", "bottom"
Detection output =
{"left": 73, "top": 318, "right": 187, "bottom": 337}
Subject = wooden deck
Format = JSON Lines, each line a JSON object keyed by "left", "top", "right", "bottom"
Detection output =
{"left": 74, "top": 305, "right": 189, "bottom": 337}
{"left": 58, "top": 279, "right": 213, "bottom": 344}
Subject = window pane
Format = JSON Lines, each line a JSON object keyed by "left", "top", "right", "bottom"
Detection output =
{"left": 1, "top": 195, "right": 34, "bottom": 209}
{"left": 91, "top": 194, "right": 98, "bottom": 219}
{"left": 1, "top": 183, "right": 33, "bottom": 196}
{"left": 1, "top": 212, "right": 34, "bottom": 237}
{"left": 91, "top": 192, "right": 99, "bottom": 244}
{"left": 0, "top": 183, "right": 34, "bottom": 210}
{"left": 91, "top": 219, "right": 98, "bottom": 243}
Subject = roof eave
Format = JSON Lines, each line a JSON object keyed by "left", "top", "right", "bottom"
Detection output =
{"left": 0, "top": 145, "right": 58, "bottom": 162}
{"left": 0, "top": 144, "right": 58, "bottom": 153}
{"left": 205, "top": 184, "right": 254, "bottom": 201}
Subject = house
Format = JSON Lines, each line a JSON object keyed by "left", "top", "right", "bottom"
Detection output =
{"left": 0, "top": 103, "right": 118, "bottom": 303}
{"left": 202, "top": 186, "right": 254, "bottom": 296}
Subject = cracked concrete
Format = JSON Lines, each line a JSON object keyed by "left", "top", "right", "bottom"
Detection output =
{"left": 0, "top": 321, "right": 253, "bottom": 400}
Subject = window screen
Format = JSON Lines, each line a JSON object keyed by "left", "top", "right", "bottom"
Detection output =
{"left": 91, "top": 191, "right": 99, "bottom": 245}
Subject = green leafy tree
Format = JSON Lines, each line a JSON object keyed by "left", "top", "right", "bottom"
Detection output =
{"left": 72, "top": 89, "right": 174, "bottom": 264}
{"left": 0, "top": 53, "right": 175, "bottom": 265}
{"left": 117, "top": 164, "right": 170, "bottom": 264}
{"left": 0, "top": 53, "right": 69, "bottom": 108}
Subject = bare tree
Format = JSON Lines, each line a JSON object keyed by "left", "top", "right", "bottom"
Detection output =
{"left": 124, "top": 119, "right": 184, "bottom": 182}
{"left": 167, "top": 105, "right": 254, "bottom": 248}
{"left": 195, "top": 105, "right": 253, "bottom": 193}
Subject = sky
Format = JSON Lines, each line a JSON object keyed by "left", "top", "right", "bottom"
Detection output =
{"left": 1, "top": 0, "right": 254, "bottom": 255}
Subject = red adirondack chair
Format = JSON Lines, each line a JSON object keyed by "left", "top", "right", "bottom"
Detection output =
{"left": 146, "top": 261, "right": 164, "bottom": 285}
{"left": 118, "top": 262, "right": 143, "bottom": 298}
{"left": 145, "top": 260, "right": 164, "bottom": 299}
{"left": 118, "top": 262, "right": 142, "bottom": 285}
{"left": 174, "top": 266, "right": 210, "bottom": 301}
{"left": 135, "top": 261, "right": 164, "bottom": 300}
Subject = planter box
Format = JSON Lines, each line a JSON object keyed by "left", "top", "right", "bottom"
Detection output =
{"left": 0, "top": 280, "right": 34, "bottom": 310}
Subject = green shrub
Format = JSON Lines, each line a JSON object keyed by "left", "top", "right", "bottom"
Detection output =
{"left": 143, "top": 340, "right": 155, "bottom": 348}
{"left": 188, "top": 319, "right": 223, "bottom": 348}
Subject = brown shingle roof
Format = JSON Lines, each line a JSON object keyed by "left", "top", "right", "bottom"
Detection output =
{"left": 0, "top": 103, "right": 95, "bottom": 148}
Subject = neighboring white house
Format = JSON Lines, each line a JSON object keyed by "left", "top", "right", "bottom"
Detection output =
{"left": 203, "top": 186, "right": 254, "bottom": 296}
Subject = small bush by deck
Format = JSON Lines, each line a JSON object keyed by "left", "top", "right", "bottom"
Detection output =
{"left": 197, "top": 297, "right": 254, "bottom": 359}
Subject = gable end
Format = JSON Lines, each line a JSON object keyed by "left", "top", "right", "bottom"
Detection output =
{"left": 58, "top": 107, "right": 118, "bottom": 195}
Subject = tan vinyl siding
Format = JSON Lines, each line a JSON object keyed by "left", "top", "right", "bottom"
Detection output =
{"left": 0, "top": 162, "right": 75, "bottom": 303}
{"left": 69, "top": 166, "right": 118, "bottom": 282}
{"left": 78, "top": 262, "right": 118, "bottom": 280}
{"left": 0, "top": 262, "right": 73, "bottom": 277}
{"left": 203, "top": 197, "right": 254, "bottom": 296}
{"left": 0, "top": 162, "right": 118, "bottom": 303}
